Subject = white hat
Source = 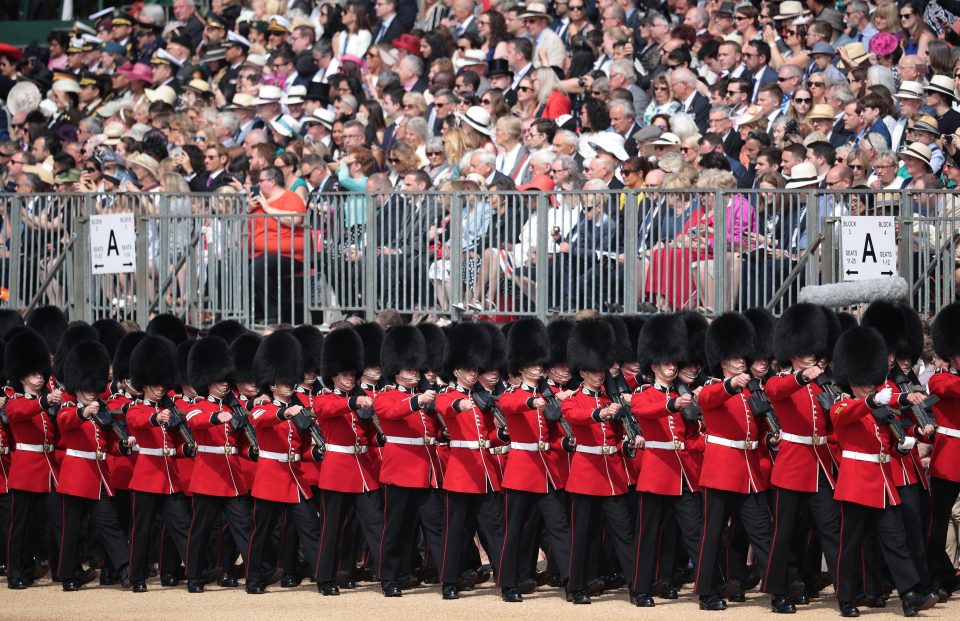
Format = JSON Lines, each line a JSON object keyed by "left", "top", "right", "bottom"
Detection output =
{"left": 896, "top": 80, "right": 924, "bottom": 100}
{"left": 226, "top": 31, "right": 252, "bottom": 48}
{"left": 303, "top": 107, "right": 335, "bottom": 129}
{"left": 774, "top": 1, "right": 807, "bottom": 20}
{"left": 103, "top": 121, "right": 125, "bottom": 145}
{"left": 587, "top": 133, "right": 629, "bottom": 162}
{"left": 784, "top": 161, "right": 824, "bottom": 189}
{"left": 269, "top": 114, "right": 302, "bottom": 138}
{"left": 144, "top": 84, "right": 177, "bottom": 105}
{"left": 925, "top": 74, "right": 957, "bottom": 101}
{"left": 127, "top": 152, "right": 161, "bottom": 180}
{"left": 282, "top": 85, "right": 307, "bottom": 105}
{"left": 651, "top": 132, "right": 682, "bottom": 147}
{"left": 454, "top": 49, "right": 488, "bottom": 70}
{"left": 254, "top": 84, "right": 283, "bottom": 105}
{"left": 52, "top": 78, "right": 81, "bottom": 94}
{"left": 458, "top": 106, "right": 494, "bottom": 137}
{"left": 154, "top": 48, "right": 183, "bottom": 68}
{"left": 899, "top": 142, "right": 933, "bottom": 169}
{"left": 243, "top": 53, "right": 268, "bottom": 69}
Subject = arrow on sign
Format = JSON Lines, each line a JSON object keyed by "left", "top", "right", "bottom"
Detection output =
{"left": 93, "top": 264, "right": 104, "bottom": 268}
{"left": 881, "top": 270, "right": 893, "bottom": 276}
{"left": 122, "top": 262, "right": 133, "bottom": 267}
{"left": 846, "top": 269, "right": 859, "bottom": 275}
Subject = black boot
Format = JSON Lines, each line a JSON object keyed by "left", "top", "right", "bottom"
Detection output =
{"left": 187, "top": 579, "right": 204, "bottom": 594}
{"left": 901, "top": 590, "right": 938, "bottom": 617}
{"left": 442, "top": 582, "right": 459, "bottom": 600}
{"left": 501, "top": 587, "right": 522, "bottom": 602}
{"left": 382, "top": 581, "right": 402, "bottom": 597}
{"left": 772, "top": 594, "right": 797, "bottom": 613}
{"left": 699, "top": 595, "right": 727, "bottom": 611}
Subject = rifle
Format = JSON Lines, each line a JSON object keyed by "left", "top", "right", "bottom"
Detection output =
{"left": 674, "top": 381, "right": 702, "bottom": 423}
{"left": 94, "top": 399, "right": 132, "bottom": 446}
{"left": 158, "top": 394, "right": 198, "bottom": 457}
{"left": 0, "top": 403, "right": 7, "bottom": 427}
{"left": 288, "top": 394, "right": 327, "bottom": 455}
{"left": 41, "top": 381, "right": 65, "bottom": 419}
{"left": 350, "top": 384, "right": 386, "bottom": 445}
{"left": 223, "top": 392, "right": 259, "bottom": 459}
{"left": 417, "top": 376, "right": 449, "bottom": 442}
{"left": 814, "top": 371, "right": 845, "bottom": 414}
{"left": 472, "top": 387, "right": 508, "bottom": 433}
{"left": 873, "top": 405, "right": 911, "bottom": 448}
{"left": 604, "top": 371, "right": 642, "bottom": 458}
{"left": 746, "top": 378, "right": 782, "bottom": 437}
{"left": 890, "top": 368, "right": 939, "bottom": 431}
{"left": 538, "top": 378, "right": 576, "bottom": 452}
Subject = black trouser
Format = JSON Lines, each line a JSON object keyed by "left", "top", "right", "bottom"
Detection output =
{"left": 185, "top": 494, "right": 252, "bottom": 580}
{"left": 251, "top": 255, "right": 303, "bottom": 325}
{"left": 128, "top": 491, "right": 190, "bottom": 583}
{"left": 763, "top": 472, "right": 841, "bottom": 595}
{"left": 380, "top": 485, "right": 444, "bottom": 582}
{"left": 568, "top": 492, "right": 635, "bottom": 593}
{"left": 836, "top": 501, "right": 921, "bottom": 602}
{"left": 633, "top": 486, "right": 703, "bottom": 594}
{"left": 0, "top": 493, "right": 9, "bottom": 571}
{"left": 315, "top": 489, "right": 383, "bottom": 583}
{"left": 440, "top": 490, "right": 504, "bottom": 584}
{"left": 58, "top": 492, "right": 129, "bottom": 582}
{"left": 246, "top": 496, "right": 320, "bottom": 588}
{"left": 113, "top": 489, "right": 132, "bottom": 537}
{"left": 928, "top": 477, "right": 960, "bottom": 587}
{"left": 898, "top": 482, "right": 932, "bottom": 590}
{"left": 7, "top": 489, "right": 61, "bottom": 583}
{"left": 694, "top": 487, "right": 773, "bottom": 597}
{"left": 498, "top": 488, "right": 570, "bottom": 589}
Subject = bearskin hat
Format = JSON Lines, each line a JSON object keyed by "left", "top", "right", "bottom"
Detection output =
{"left": 0, "top": 309, "right": 24, "bottom": 340}
{"left": 837, "top": 311, "right": 858, "bottom": 334}
{"left": 112, "top": 332, "right": 148, "bottom": 381}
{"left": 354, "top": 322, "right": 384, "bottom": 369}
{"left": 507, "top": 318, "right": 550, "bottom": 375}
{"left": 230, "top": 333, "right": 262, "bottom": 385}
{"left": 5, "top": 328, "right": 51, "bottom": 390}
{"left": 820, "top": 307, "right": 844, "bottom": 361}
{"left": 321, "top": 327, "right": 365, "bottom": 384}
{"left": 443, "top": 323, "right": 491, "bottom": 377}
{"left": 481, "top": 322, "right": 507, "bottom": 373}
{"left": 832, "top": 327, "right": 889, "bottom": 388}
{"left": 622, "top": 316, "right": 646, "bottom": 360}
{"left": 254, "top": 331, "right": 302, "bottom": 391}
{"left": 932, "top": 303, "right": 960, "bottom": 360}
{"left": 382, "top": 325, "right": 427, "bottom": 380}
{"left": 93, "top": 318, "right": 126, "bottom": 358}
{"left": 292, "top": 325, "right": 325, "bottom": 374}
{"left": 744, "top": 307, "right": 775, "bottom": 361}
{"left": 26, "top": 305, "right": 68, "bottom": 354}
{"left": 898, "top": 304, "right": 924, "bottom": 364}
{"left": 774, "top": 303, "right": 829, "bottom": 367}
{"left": 568, "top": 318, "right": 616, "bottom": 374}
{"left": 637, "top": 314, "right": 688, "bottom": 376}
{"left": 129, "top": 335, "right": 177, "bottom": 391}
{"left": 546, "top": 319, "right": 574, "bottom": 368}
{"left": 188, "top": 336, "right": 235, "bottom": 393}
{"left": 207, "top": 319, "right": 247, "bottom": 344}
{"left": 418, "top": 324, "right": 446, "bottom": 372}
{"left": 146, "top": 313, "right": 188, "bottom": 345}
{"left": 861, "top": 300, "right": 906, "bottom": 356}
{"left": 680, "top": 312, "right": 709, "bottom": 369}
{"left": 501, "top": 321, "right": 515, "bottom": 341}
{"left": 53, "top": 322, "right": 99, "bottom": 381}
{"left": 706, "top": 312, "right": 756, "bottom": 376}
{"left": 176, "top": 340, "right": 195, "bottom": 388}
{"left": 62, "top": 341, "right": 111, "bottom": 395}
{"left": 604, "top": 316, "right": 634, "bottom": 363}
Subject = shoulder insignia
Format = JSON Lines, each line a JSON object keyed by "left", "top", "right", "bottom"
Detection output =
{"left": 704, "top": 378, "right": 722, "bottom": 385}
{"left": 186, "top": 408, "right": 203, "bottom": 420}
{"left": 252, "top": 408, "right": 266, "bottom": 420}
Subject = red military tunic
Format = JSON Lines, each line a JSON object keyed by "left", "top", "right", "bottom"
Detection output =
{"left": 359, "top": 382, "right": 383, "bottom": 478}
{"left": 105, "top": 390, "right": 137, "bottom": 491}
{"left": 127, "top": 399, "right": 188, "bottom": 495}
{"left": 877, "top": 378, "right": 926, "bottom": 489}
{"left": 435, "top": 383, "right": 505, "bottom": 494}
{"left": 289, "top": 391, "right": 322, "bottom": 489}
{"left": 830, "top": 396, "right": 901, "bottom": 508}
{"left": 563, "top": 386, "right": 630, "bottom": 496}
{"left": 250, "top": 398, "right": 320, "bottom": 503}
{"left": 185, "top": 396, "right": 251, "bottom": 497}
{"left": 699, "top": 378, "right": 769, "bottom": 493}
{"left": 498, "top": 382, "right": 567, "bottom": 493}
{"left": 766, "top": 371, "right": 836, "bottom": 492}
{"left": 7, "top": 393, "right": 59, "bottom": 493}
{"left": 173, "top": 394, "right": 197, "bottom": 495}
{"left": 313, "top": 388, "right": 380, "bottom": 493}
{"left": 373, "top": 385, "right": 444, "bottom": 489}
{"left": 0, "top": 387, "right": 14, "bottom": 493}
{"left": 56, "top": 401, "right": 123, "bottom": 499}
{"left": 631, "top": 383, "right": 702, "bottom": 495}
{"left": 235, "top": 393, "right": 262, "bottom": 489}
{"left": 927, "top": 368, "right": 960, "bottom": 482}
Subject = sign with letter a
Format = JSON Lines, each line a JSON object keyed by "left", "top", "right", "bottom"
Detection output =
{"left": 90, "top": 213, "right": 136, "bottom": 275}
{"left": 840, "top": 216, "right": 896, "bottom": 281}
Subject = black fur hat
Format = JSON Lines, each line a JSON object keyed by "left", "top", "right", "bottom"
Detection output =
{"left": 637, "top": 314, "right": 688, "bottom": 376}
{"left": 321, "top": 327, "right": 365, "bottom": 384}
{"left": 744, "top": 307, "right": 775, "bottom": 361}
{"left": 354, "top": 322, "right": 384, "bottom": 369}
{"left": 546, "top": 319, "right": 574, "bottom": 368}
{"left": 253, "top": 331, "right": 302, "bottom": 391}
{"left": 54, "top": 322, "right": 99, "bottom": 381}
{"left": 188, "top": 336, "right": 235, "bottom": 393}
{"left": 292, "top": 325, "right": 325, "bottom": 374}
{"left": 568, "top": 318, "right": 616, "bottom": 374}
{"left": 898, "top": 304, "right": 923, "bottom": 364}
{"left": 932, "top": 303, "right": 960, "bottom": 360}
{"left": 382, "top": 325, "right": 427, "bottom": 379}
{"left": 481, "top": 322, "right": 507, "bottom": 373}
{"left": 207, "top": 319, "right": 247, "bottom": 344}
{"left": 63, "top": 341, "right": 111, "bottom": 395}
{"left": 443, "top": 323, "right": 491, "bottom": 376}
{"left": 861, "top": 301, "right": 906, "bottom": 356}
{"left": 418, "top": 324, "right": 446, "bottom": 372}
{"left": 680, "top": 312, "right": 709, "bottom": 368}
{"left": 112, "top": 332, "right": 148, "bottom": 381}
{"left": 176, "top": 340, "right": 195, "bottom": 388}
{"left": 622, "top": 316, "right": 646, "bottom": 360}
{"left": 146, "top": 313, "right": 188, "bottom": 345}
{"left": 0, "top": 309, "right": 24, "bottom": 339}
{"left": 837, "top": 311, "right": 858, "bottom": 334}
{"left": 129, "top": 335, "right": 177, "bottom": 391}
{"left": 93, "top": 318, "right": 126, "bottom": 358}
{"left": 821, "top": 307, "right": 844, "bottom": 361}
{"left": 501, "top": 321, "right": 515, "bottom": 341}
{"left": 507, "top": 318, "right": 550, "bottom": 375}
{"left": 774, "top": 303, "right": 829, "bottom": 367}
{"left": 604, "top": 316, "right": 634, "bottom": 363}
{"left": 832, "top": 327, "right": 889, "bottom": 388}
{"left": 26, "top": 305, "right": 68, "bottom": 354}
{"left": 706, "top": 312, "right": 756, "bottom": 376}
{"left": 5, "top": 328, "right": 52, "bottom": 390}
{"left": 230, "top": 333, "right": 262, "bottom": 385}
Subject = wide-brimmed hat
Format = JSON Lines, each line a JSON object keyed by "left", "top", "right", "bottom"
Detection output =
{"left": 897, "top": 80, "right": 924, "bottom": 100}
{"left": 785, "top": 161, "right": 823, "bottom": 188}
{"left": 588, "top": 133, "right": 629, "bottom": 161}
{"left": 144, "top": 84, "right": 177, "bottom": 105}
{"left": 391, "top": 34, "right": 421, "bottom": 56}
{"left": 487, "top": 58, "right": 513, "bottom": 78}
{"left": 281, "top": 84, "right": 306, "bottom": 105}
{"left": 806, "top": 103, "right": 836, "bottom": 120}
{"left": 54, "top": 168, "right": 81, "bottom": 185}
{"left": 116, "top": 61, "right": 154, "bottom": 83}
{"left": 843, "top": 42, "right": 869, "bottom": 66}
{"left": 185, "top": 79, "right": 211, "bottom": 95}
{"left": 254, "top": 84, "right": 282, "bottom": 105}
{"left": 810, "top": 42, "right": 835, "bottom": 56}
{"left": 774, "top": 1, "right": 807, "bottom": 20}
{"left": 900, "top": 142, "right": 932, "bottom": 168}
{"left": 23, "top": 164, "right": 54, "bottom": 186}
{"left": 520, "top": 2, "right": 551, "bottom": 19}
{"left": 926, "top": 74, "right": 957, "bottom": 101}
{"left": 52, "top": 78, "right": 81, "bottom": 94}
{"left": 268, "top": 114, "right": 302, "bottom": 138}
{"left": 454, "top": 49, "right": 487, "bottom": 70}
{"left": 302, "top": 107, "right": 335, "bottom": 129}
{"left": 651, "top": 132, "right": 681, "bottom": 147}
{"left": 103, "top": 121, "right": 125, "bottom": 145}
{"left": 734, "top": 103, "right": 765, "bottom": 126}
{"left": 226, "top": 92, "right": 256, "bottom": 110}
{"left": 869, "top": 32, "right": 898, "bottom": 57}
{"left": 127, "top": 152, "right": 161, "bottom": 179}
{"left": 814, "top": 7, "right": 844, "bottom": 32}
{"left": 458, "top": 105, "right": 494, "bottom": 136}
{"left": 912, "top": 115, "right": 939, "bottom": 135}
{"left": 243, "top": 53, "right": 267, "bottom": 69}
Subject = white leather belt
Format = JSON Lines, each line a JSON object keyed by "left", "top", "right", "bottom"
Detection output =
{"left": 937, "top": 425, "right": 960, "bottom": 439}
{"left": 511, "top": 441, "right": 549, "bottom": 451}
{"left": 707, "top": 435, "right": 759, "bottom": 450}
{"left": 645, "top": 439, "right": 684, "bottom": 451}
{"left": 449, "top": 440, "right": 488, "bottom": 449}
{"left": 138, "top": 446, "right": 177, "bottom": 457}
{"left": 325, "top": 444, "right": 368, "bottom": 455}
{"left": 196, "top": 445, "right": 238, "bottom": 455}
{"left": 489, "top": 446, "right": 509, "bottom": 455}
{"left": 780, "top": 432, "right": 829, "bottom": 446}
{"left": 576, "top": 444, "right": 618, "bottom": 455}
{"left": 385, "top": 436, "right": 434, "bottom": 446}
{"left": 16, "top": 442, "right": 54, "bottom": 453}
{"left": 842, "top": 450, "right": 891, "bottom": 464}
{"left": 259, "top": 449, "right": 301, "bottom": 462}
{"left": 66, "top": 448, "right": 107, "bottom": 460}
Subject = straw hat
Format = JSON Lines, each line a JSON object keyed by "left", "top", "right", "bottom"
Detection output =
{"left": 900, "top": 142, "right": 932, "bottom": 169}
{"left": 806, "top": 104, "right": 836, "bottom": 121}
{"left": 144, "top": 84, "right": 177, "bottom": 105}
{"left": 784, "top": 162, "right": 823, "bottom": 189}
{"left": 126, "top": 152, "right": 161, "bottom": 180}
{"left": 458, "top": 106, "right": 494, "bottom": 137}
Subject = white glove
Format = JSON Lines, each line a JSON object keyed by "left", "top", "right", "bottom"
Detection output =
{"left": 897, "top": 436, "right": 917, "bottom": 452}
{"left": 875, "top": 387, "right": 892, "bottom": 406}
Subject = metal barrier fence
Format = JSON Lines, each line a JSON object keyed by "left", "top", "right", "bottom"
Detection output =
{"left": 0, "top": 188, "right": 955, "bottom": 327}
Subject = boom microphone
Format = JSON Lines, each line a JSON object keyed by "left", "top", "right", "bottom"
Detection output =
{"left": 797, "top": 277, "right": 908, "bottom": 307}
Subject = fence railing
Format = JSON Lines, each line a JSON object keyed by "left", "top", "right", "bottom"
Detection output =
{"left": 0, "top": 188, "right": 955, "bottom": 327}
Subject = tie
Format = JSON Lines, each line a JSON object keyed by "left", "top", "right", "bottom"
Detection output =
{"left": 206, "top": 175, "right": 213, "bottom": 188}
{"left": 375, "top": 23, "right": 386, "bottom": 43}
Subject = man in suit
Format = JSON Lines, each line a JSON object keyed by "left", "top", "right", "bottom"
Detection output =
{"left": 471, "top": 149, "right": 515, "bottom": 187}
{"left": 744, "top": 41, "right": 778, "bottom": 104}
{"left": 708, "top": 105, "right": 743, "bottom": 158}
{"left": 609, "top": 100, "right": 643, "bottom": 155}
{"left": 520, "top": 3, "right": 565, "bottom": 68}
{"left": 445, "top": 0, "right": 479, "bottom": 38}
{"left": 371, "top": 0, "right": 405, "bottom": 46}
{"left": 757, "top": 83, "right": 784, "bottom": 138}
{"left": 671, "top": 67, "right": 710, "bottom": 134}
{"left": 189, "top": 143, "right": 231, "bottom": 192}
{"left": 503, "top": 37, "right": 534, "bottom": 107}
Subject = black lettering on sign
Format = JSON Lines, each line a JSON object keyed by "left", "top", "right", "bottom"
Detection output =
{"left": 107, "top": 230, "right": 119, "bottom": 256}
{"left": 862, "top": 233, "right": 876, "bottom": 264}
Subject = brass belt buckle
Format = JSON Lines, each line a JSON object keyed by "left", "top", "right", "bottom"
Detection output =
{"left": 538, "top": 441, "right": 548, "bottom": 451}
{"left": 879, "top": 452, "right": 890, "bottom": 464}
{"left": 96, "top": 449, "right": 104, "bottom": 460}
{"left": 478, "top": 439, "right": 488, "bottom": 449}
{"left": 744, "top": 440, "right": 757, "bottom": 450}
{"left": 43, "top": 442, "right": 52, "bottom": 452}
{"left": 602, "top": 445, "right": 613, "bottom": 455}
{"left": 288, "top": 449, "right": 297, "bottom": 461}
{"left": 673, "top": 439, "right": 682, "bottom": 449}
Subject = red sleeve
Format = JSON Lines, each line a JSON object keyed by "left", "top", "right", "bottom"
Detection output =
{"left": 830, "top": 398, "right": 873, "bottom": 429}
{"left": 765, "top": 373, "right": 807, "bottom": 400}
{"left": 7, "top": 397, "right": 43, "bottom": 423}
{"left": 374, "top": 390, "right": 421, "bottom": 421}
{"left": 186, "top": 404, "right": 217, "bottom": 430}
{"left": 498, "top": 390, "right": 532, "bottom": 416}
{"left": 251, "top": 405, "right": 283, "bottom": 428}
{"left": 698, "top": 381, "right": 738, "bottom": 408}
{"left": 632, "top": 388, "right": 669, "bottom": 420}
{"left": 56, "top": 406, "right": 84, "bottom": 433}
{"left": 126, "top": 404, "right": 158, "bottom": 431}
{"left": 928, "top": 372, "right": 960, "bottom": 398}
{"left": 435, "top": 391, "right": 463, "bottom": 417}
{"left": 313, "top": 393, "right": 354, "bottom": 420}
{"left": 562, "top": 394, "right": 602, "bottom": 424}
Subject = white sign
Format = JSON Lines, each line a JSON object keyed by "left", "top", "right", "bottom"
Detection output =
{"left": 840, "top": 216, "right": 896, "bottom": 281}
{"left": 90, "top": 213, "right": 136, "bottom": 275}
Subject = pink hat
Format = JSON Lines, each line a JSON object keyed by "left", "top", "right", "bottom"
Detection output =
{"left": 340, "top": 54, "right": 365, "bottom": 69}
{"left": 116, "top": 62, "right": 155, "bottom": 84}
{"left": 869, "top": 32, "right": 899, "bottom": 57}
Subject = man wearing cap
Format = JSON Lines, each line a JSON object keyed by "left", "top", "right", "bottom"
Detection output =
{"left": 110, "top": 10, "right": 136, "bottom": 57}
{"left": 891, "top": 82, "right": 925, "bottom": 153}
{"left": 926, "top": 75, "right": 960, "bottom": 136}
{"left": 150, "top": 49, "right": 183, "bottom": 94}
{"left": 218, "top": 31, "right": 250, "bottom": 102}
{"left": 520, "top": 3, "right": 565, "bottom": 68}
{"left": 908, "top": 115, "right": 945, "bottom": 174}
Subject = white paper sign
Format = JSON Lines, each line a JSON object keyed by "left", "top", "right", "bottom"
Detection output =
{"left": 840, "top": 216, "right": 896, "bottom": 281}
{"left": 90, "top": 213, "right": 136, "bottom": 275}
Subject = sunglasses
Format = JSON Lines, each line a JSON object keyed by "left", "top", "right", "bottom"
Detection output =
{"left": 388, "top": 157, "right": 401, "bottom": 164}
{"left": 518, "top": 85, "right": 534, "bottom": 92}
{"left": 777, "top": 76, "right": 794, "bottom": 82}
{"left": 900, "top": 12, "right": 914, "bottom": 18}
{"left": 809, "top": 81, "right": 825, "bottom": 87}
{"left": 725, "top": 89, "right": 741, "bottom": 95}
{"left": 569, "top": 4, "right": 585, "bottom": 9}
{"left": 783, "top": 29, "right": 797, "bottom": 36}
{"left": 653, "top": 85, "right": 669, "bottom": 92}
{"left": 849, "top": 164, "right": 864, "bottom": 170}
{"left": 735, "top": 14, "right": 750, "bottom": 20}
{"left": 793, "top": 98, "right": 812, "bottom": 104}
{"left": 427, "top": 151, "right": 444, "bottom": 156}
{"left": 622, "top": 168, "right": 638, "bottom": 174}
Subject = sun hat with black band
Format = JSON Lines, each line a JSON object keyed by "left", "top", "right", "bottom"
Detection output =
{"left": 900, "top": 142, "right": 933, "bottom": 170}
{"left": 253, "top": 84, "right": 282, "bottom": 105}
{"left": 784, "top": 161, "right": 823, "bottom": 189}
{"left": 911, "top": 115, "right": 939, "bottom": 135}
{"left": 896, "top": 80, "right": 924, "bottom": 101}
{"left": 843, "top": 42, "right": 869, "bottom": 66}
{"left": 774, "top": 0, "right": 807, "bottom": 20}
{"left": 806, "top": 103, "right": 836, "bottom": 120}
{"left": 925, "top": 75, "right": 957, "bottom": 101}
{"left": 458, "top": 105, "right": 494, "bottom": 137}
{"left": 651, "top": 132, "right": 681, "bottom": 147}
{"left": 302, "top": 107, "right": 335, "bottom": 129}
{"left": 520, "top": 2, "right": 552, "bottom": 20}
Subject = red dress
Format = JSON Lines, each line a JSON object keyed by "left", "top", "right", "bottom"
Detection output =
{"left": 644, "top": 207, "right": 712, "bottom": 309}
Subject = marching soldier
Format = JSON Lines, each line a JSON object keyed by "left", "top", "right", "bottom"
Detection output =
{"left": 0, "top": 338, "right": 10, "bottom": 578}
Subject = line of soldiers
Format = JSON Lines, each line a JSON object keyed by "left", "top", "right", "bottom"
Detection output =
{"left": 1, "top": 301, "right": 960, "bottom": 617}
